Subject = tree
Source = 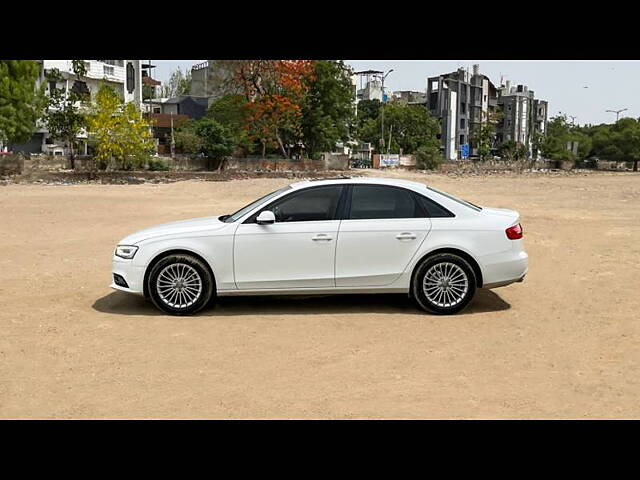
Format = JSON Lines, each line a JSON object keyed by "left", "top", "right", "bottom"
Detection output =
{"left": 539, "top": 114, "right": 586, "bottom": 162}
{"left": 471, "top": 110, "right": 501, "bottom": 161}
{"left": 607, "top": 118, "right": 640, "bottom": 171}
{"left": 0, "top": 60, "right": 45, "bottom": 148}
{"left": 498, "top": 140, "right": 528, "bottom": 161}
{"left": 355, "top": 99, "right": 381, "bottom": 130}
{"left": 300, "top": 60, "right": 355, "bottom": 158}
{"left": 358, "top": 103, "right": 440, "bottom": 155}
{"left": 86, "top": 85, "right": 153, "bottom": 170}
{"left": 216, "top": 60, "right": 316, "bottom": 158}
{"left": 174, "top": 119, "right": 203, "bottom": 155}
{"left": 42, "top": 60, "right": 90, "bottom": 168}
{"left": 194, "top": 118, "right": 234, "bottom": 165}
{"left": 207, "top": 94, "right": 250, "bottom": 152}
{"left": 161, "top": 67, "right": 191, "bottom": 98}
{"left": 416, "top": 144, "right": 443, "bottom": 170}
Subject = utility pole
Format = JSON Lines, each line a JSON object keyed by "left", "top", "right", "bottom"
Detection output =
{"left": 606, "top": 108, "right": 628, "bottom": 122}
{"left": 170, "top": 112, "right": 175, "bottom": 158}
{"left": 380, "top": 69, "right": 394, "bottom": 154}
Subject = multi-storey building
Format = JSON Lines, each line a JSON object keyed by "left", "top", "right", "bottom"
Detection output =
{"left": 427, "top": 64, "right": 500, "bottom": 160}
{"left": 392, "top": 90, "right": 427, "bottom": 105}
{"left": 427, "top": 65, "right": 547, "bottom": 160}
{"left": 8, "top": 60, "right": 145, "bottom": 154}
{"left": 190, "top": 60, "right": 236, "bottom": 100}
{"left": 495, "top": 80, "right": 547, "bottom": 157}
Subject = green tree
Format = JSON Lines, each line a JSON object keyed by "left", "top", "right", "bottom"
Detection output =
{"left": 539, "top": 114, "right": 591, "bottom": 163}
{"left": 207, "top": 94, "right": 250, "bottom": 152}
{"left": 498, "top": 140, "right": 528, "bottom": 161}
{"left": 43, "top": 60, "right": 91, "bottom": 168}
{"left": 359, "top": 103, "right": 440, "bottom": 155}
{"left": 300, "top": 60, "right": 355, "bottom": 158}
{"left": 415, "top": 144, "right": 443, "bottom": 170}
{"left": 161, "top": 67, "right": 191, "bottom": 98}
{"left": 174, "top": 119, "right": 203, "bottom": 155}
{"left": 86, "top": 85, "right": 153, "bottom": 170}
{"left": 355, "top": 99, "right": 381, "bottom": 133}
{"left": 471, "top": 110, "right": 501, "bottom": 161}
{"left": 194, "top": 117, "right": 234, "bottom": 167}
{"left": 0, "top": 60, "right": 45, "bottom": 148}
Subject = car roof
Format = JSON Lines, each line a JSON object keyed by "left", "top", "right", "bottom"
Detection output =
{"left": 289, "top": 176, "right": 428, "bottom": 192}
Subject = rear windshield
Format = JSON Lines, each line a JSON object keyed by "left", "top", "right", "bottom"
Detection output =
{"left": 427, "top": 186, "right": 482, "bottom": 212}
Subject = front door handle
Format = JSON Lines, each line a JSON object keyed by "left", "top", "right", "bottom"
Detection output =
{"left": 312, "top": 234, "right": 333, "bottom": 241}
{"left": 396, "top": 232, "right": 416, "bottom": 240}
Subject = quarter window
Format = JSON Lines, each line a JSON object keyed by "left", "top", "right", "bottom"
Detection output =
{"left": 349, "top": 185, "right": 421, "bottom": 219}
{"left": 416, "top": 195, "right": 454, "bottom": 217}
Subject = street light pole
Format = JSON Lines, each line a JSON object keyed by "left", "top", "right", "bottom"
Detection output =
{"left": 606, "top": 108, "right": 628, "bottom": 122}
{"left": 380, "top": 69, "right": 394, "bottom": 155}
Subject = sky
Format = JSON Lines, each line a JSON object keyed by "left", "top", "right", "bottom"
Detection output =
{"left": 152, "top": 60, "right": 640, "bottom": 126}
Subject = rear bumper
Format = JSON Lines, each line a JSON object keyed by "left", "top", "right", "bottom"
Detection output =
{"left": 480, "top": 250, "right": 528, "bottom": 289}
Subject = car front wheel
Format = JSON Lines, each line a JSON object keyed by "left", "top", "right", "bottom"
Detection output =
{"left": 148, "top": 254, "right": 214, "bottom": 315}
{"left": 412, "top": 253, "right": 477, "bottom": 315}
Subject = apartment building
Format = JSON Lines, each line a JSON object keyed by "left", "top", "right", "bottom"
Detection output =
{"left": 496, "top": 80, "right": 547, "bottom": 157}
{"left": 8, "top": 60, "right": 144, "bottom": 154}
{"left": 392, "top": 90, "right": 427, "bottom": 105}
{"left": 427, "top": 65, "right": 547, "bottom": 160}
{"left": 427, "top": 64, "right": 499, "bottom": 160}
{"left": 190, "top": 60, "right": 236, "bottom": 100}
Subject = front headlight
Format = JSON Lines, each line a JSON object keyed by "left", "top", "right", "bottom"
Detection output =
{"left": 114, "top": 245, "right": 139, "bottom": 259}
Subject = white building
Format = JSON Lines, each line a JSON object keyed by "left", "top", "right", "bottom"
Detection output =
{"left": 6, "top": 60, "right": 144, "bottom": 154}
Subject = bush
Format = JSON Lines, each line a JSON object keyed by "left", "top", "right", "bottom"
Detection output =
{"left": 147, "top": 158, "right": 170, "bottom": 171}
{"left": 416, "top": 145, "right": 443, "bottom": 170}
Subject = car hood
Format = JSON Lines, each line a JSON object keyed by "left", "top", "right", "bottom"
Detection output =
{"left": 119, "top": 215, "right": 227, "bottom": 244}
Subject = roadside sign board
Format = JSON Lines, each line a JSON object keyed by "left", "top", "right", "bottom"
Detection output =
{"left": 379, "top": 154, "right": 400, "bottom": 167}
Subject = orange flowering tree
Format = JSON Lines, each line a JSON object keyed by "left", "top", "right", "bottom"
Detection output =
{"left": 218, "top": 60, "right": 315, "bottom": 158}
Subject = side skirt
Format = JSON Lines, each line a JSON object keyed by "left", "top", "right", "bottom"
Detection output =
{"left": 217, "top": 286, "right": 408, "bottom": 297}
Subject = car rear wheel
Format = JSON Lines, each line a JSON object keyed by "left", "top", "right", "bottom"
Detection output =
{"left": 412, "top": 253, "right": 476, "bottom": 315}
{"left": 148, "top": 254, "right": 214, "bottom": 315}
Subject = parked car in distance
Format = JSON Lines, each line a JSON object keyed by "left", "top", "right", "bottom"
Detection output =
{"left": 111, "top": 177, "right": 528, "bottom": 315}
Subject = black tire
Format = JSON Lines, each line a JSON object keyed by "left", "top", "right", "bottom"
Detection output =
{"left": 147, "top": 254, "right": 214, "bottom": 315}
{"left": 412, "top": 253, "right": 477, "bottom": 315}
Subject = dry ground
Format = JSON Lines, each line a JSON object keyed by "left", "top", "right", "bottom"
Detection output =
{"left": 1, "top": 170, "right": 639, "bottom": 419}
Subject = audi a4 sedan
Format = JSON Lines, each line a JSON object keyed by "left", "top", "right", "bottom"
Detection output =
{"left": 111, "top": 177, "right": 528, "bottom": 315}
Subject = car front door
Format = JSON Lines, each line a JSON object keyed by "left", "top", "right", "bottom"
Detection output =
{"left": 335, "top": 184, "right": 431, "bottom": 287}
{"left": 233, "top": 185, "right": 345, "bottom": 290}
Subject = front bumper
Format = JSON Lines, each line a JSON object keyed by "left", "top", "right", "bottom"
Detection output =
{"left": 111, "top": 256, "right": 145, "bottom": 295}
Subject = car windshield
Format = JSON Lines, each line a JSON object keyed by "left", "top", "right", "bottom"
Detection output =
{"left": 427, "top": 186, "right": 482, "bottom": 211}
{"left": 221, "top": 186, "right": 292, "bottom": 223}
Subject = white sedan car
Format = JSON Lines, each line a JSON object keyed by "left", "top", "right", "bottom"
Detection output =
{"left": 111, "top": 177, "right": 528, "bottom": 315}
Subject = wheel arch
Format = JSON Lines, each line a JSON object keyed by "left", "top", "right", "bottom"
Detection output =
{"left": 143, "top": 249, "right": 217, "bottom": 298}
{"left": 409, "top": 247, "right": 484, "bottom": 295}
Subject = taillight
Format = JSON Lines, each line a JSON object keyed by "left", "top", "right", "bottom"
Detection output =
{"left": 506, "top": 223, "right": 523, "bottom": 240}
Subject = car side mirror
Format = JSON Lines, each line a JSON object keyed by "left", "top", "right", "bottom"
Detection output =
{"left": 256, "top": 210, "right": 276, "bottom": 225}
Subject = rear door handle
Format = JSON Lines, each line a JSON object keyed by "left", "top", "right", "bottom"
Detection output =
{"left": 396, "top": 232, "right": 416, "bottom": 240}
{"left": 312, "top": 234, "right": 333, "bottom": 241}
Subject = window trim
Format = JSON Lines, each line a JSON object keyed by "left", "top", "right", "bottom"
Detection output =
{"left": 243, "top": 184, "right": 347, "bottom": 224}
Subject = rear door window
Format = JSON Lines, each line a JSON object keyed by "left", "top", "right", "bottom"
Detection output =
{"left": 349, "top": 185, "right": 422, "bottom": 219}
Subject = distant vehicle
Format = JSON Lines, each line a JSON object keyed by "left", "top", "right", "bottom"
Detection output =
{"left": 111, "top": 177, "right": 528, "bottom": 315}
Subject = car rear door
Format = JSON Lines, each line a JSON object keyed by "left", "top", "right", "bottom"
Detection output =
{"left": 335, "top": 184, "right": 431, "bottom": 287}
{"left": 233, "top": 185, "right": 345, "bottom": 290}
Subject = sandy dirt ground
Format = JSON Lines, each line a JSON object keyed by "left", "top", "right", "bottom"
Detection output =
{"left": 1, "top": 170, "right": 639, "bottom": 419}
